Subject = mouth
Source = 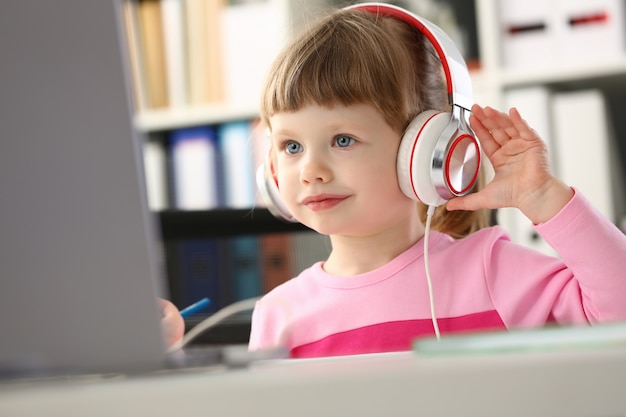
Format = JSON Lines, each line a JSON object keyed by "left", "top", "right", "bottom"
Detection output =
{"left": 301, "top": 194, "right": 349, "bottom": 212}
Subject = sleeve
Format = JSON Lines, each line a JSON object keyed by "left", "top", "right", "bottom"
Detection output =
{"left": 485, "top": 188, "right": 626, "bottom": 328}
{"left": 533, "top": 188, "right": 626, "bottom": 323}
{"left": 248, "top": 296, "right": 291, "bottom": 352}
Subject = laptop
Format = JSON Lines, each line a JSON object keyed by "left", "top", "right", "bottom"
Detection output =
{"left": 0, "top": 0, "right": 222, "bottom": 378}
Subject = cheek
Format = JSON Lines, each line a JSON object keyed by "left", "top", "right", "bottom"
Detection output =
{"left": 275, "top": 167, "right": 299, "bottom": 202}
{"left": 360, "top": 153, "right": 401, "bottom": 190}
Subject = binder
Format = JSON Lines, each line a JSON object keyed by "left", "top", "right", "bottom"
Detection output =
{"left": 143, "top": 136, "right": 169, "bottom": 211}
{"left": 551, "top": 89, "right": 615, "bottom": 222}
{"left": 218, "top": 121, "right": 256, "bottom": 209}
{"left": 169, "top": 126, "right": 220, "bottom": 210}
{"left": 168, "top": 238, "right": 227, "bottom": 313}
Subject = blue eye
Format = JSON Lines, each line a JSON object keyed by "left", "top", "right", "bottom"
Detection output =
{"left": 284, "top": 141, "right": 303, "bottom": 155}
{"left": 335, "top": 135, "right": 355, "bottom": 148}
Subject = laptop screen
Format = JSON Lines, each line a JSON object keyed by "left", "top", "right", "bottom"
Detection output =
{"left": 0, "top": 0, "right": 168, "bottom": 377}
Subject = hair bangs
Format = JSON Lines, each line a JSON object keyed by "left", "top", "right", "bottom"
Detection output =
{"left": 261, "top": 11, "right": 410, "bottom": 131}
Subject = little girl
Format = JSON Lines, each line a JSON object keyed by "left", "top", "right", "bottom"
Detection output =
{"left": 246, "top": 3, "right": 626, "bottom": 358}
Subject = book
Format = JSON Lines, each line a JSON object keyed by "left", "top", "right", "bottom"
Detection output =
{"left": 121, "top": 0, "right": 148, "bottom": 112}
{"left": 137, "top": 0, "right": 169, "bottom": 108}
{"left": 185, "top": 0, "right": 225, "bottom": 105}
{"left": 218, "top": 120, "right": 256, "bottom": 209}
{"left": 205, "top": 0, "right": 225, "bottom": 103}
{"left": 169, "top": 126, "right": 220, "bottom": 210}
{"left": 160, "top": 0, "right": 187, "bottom": 108}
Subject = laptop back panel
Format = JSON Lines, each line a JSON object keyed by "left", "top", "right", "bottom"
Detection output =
{"left": 0, "top": 0, "right": 167, "bottom": 376}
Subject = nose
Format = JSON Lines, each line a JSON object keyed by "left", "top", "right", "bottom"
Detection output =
{"left": 299, "top": 152, "right": 332, "bottom": 184}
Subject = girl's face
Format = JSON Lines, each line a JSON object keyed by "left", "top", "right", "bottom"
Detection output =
{"left": 269, "top": 103, "right": 418, "bottom": 238}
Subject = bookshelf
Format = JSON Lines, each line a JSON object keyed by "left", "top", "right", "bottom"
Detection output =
{"left": 120, "top": 0, "right": 626, "bottom": 339}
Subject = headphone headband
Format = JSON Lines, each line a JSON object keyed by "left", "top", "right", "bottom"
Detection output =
{"left": 345, "top": 3, "right": 474, "bottom": 112}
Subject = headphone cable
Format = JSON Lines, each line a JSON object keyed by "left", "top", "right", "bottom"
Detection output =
{"left": 424, "top": 204, "right": 441, "bottom": 340}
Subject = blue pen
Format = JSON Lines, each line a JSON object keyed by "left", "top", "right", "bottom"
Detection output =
{"left": 179, "top": 297, "right": 211, "bottom": 318}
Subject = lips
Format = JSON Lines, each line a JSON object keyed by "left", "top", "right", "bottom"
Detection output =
{"left": 301, "top": 194, "right": 349, "bottom": 211}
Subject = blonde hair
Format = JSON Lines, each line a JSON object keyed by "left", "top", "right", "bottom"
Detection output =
{"left": 260, "top": 8, "right": 490, "bottom": 238}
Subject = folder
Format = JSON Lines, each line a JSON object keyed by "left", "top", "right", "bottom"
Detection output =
{"left": 143, "top": 136, "right": 169, "bottom": 211}
{"left": 551, "top": 89, "right": 615, "bottom": 222}
{"left": 218, "top": 121, "right": 256, "bottom": 209}
{"left": 169, "top": 126, "right": 220, "bottom": 210}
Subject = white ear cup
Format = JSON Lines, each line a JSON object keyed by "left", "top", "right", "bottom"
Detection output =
{"left": 256, "top": 164, "right": 297, "bottom": 222}
{"left": 397, "top": 110, "right": 451, "bottom": 206}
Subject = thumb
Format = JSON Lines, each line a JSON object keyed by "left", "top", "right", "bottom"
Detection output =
{"left": 445, "top": 192, "right": 491, "bottom": 212}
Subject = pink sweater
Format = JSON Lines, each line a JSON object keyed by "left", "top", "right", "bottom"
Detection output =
{"left": 249, "top": 190, "right": 626, "bottom": 358}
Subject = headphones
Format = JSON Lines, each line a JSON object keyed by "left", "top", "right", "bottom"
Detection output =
{"left": 256, "top": 2, "right": 481, "bottom": 222}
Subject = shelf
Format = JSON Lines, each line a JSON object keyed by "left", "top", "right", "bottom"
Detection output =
{"left": 157, "top": 207, "right": 311, "bottom": 240}
{"left": 470, "top": 57, "right": 626, "bottom": 92}
{"left": 134, "top": 102, "right": 260, "bottom": 132}
{"left": 499, "top": 57, "right": 626, "bottom": 89}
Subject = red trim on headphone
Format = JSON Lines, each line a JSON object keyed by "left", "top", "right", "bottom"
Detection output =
{"left": 445, "top": 134, "right": 481, "bottom": 195}
{"left": 269, "top": 159, "right": 279, "bottom": 187}
{"left": 409, "top": 112, "right": 442, "bottom": 201}
{"left": 353, "top": 4, "right": 454, "bottom": 96}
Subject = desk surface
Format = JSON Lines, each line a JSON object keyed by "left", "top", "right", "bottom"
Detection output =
{"left": 1, "top": 346, "right": 625, "bottom": 417}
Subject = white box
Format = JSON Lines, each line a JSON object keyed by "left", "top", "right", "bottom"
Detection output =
{"left": 554, "top": 0, "right": 626, "bottom": 64}
{"left": 498, "top": 0, "right": 557, "bottom": 69}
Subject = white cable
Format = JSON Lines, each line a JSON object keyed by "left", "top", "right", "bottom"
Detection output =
{"left": 424, "top": 204, "right": 441, "bottom": 340}
{"left": 168, "top": 297, "right": 260, "bottom": 354}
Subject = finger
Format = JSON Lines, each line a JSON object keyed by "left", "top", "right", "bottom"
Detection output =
{"left": 509, "top": 107, "right": 540, "bottom": 141}
{"left": 446, "top": 192, "right": 493, "bottom": 212}
{"left": 482, "top": 107, "right": 520, "bottom": 145}
{"left": 469, "top": 114, "right": 499, "bottom": 157}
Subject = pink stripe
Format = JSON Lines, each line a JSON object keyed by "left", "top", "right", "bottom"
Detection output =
{"left": 291, "top": 310, "right": 505, "bottom": 358}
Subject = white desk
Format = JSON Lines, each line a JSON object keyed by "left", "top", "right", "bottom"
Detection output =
{"left": 1, "top": 346, "right": 625, "bottom": 417}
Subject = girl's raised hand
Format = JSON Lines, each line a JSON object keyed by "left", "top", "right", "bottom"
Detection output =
{"left": 446, "top": 104, "right": 573, "bottom": 224}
